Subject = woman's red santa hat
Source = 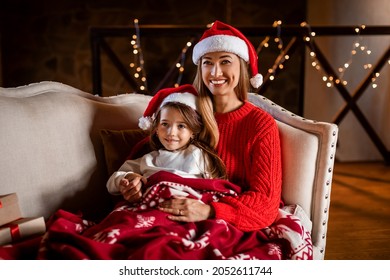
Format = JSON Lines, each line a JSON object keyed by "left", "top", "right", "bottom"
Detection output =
{"left": 192, "top": 20, "right": 263, "bottom": 88}
{"left": 138, "top": 84, "right": 199, "bottom": 130}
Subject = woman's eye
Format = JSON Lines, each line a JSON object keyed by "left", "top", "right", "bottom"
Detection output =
{"left": 178, "top": 124, "right": 186, "bottom": 129}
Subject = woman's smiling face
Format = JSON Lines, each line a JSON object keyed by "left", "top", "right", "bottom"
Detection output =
{"left": 200, "top": 51, "right": 241, "bottom": 97}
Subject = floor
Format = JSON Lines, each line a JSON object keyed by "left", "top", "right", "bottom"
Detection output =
{"left": 324, "top": 161, "right": 390, "bottom": 260}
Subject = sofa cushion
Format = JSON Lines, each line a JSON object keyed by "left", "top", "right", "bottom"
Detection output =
{"left": 100, "top": 129, "right": 149, "bottom": 176}
{"left": 277, "top": 121, "right": 318, "bottom": 216}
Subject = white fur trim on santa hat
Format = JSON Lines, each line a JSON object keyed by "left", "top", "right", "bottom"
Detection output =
{"left": 161, "top": 92, "right": 198, "bottom": 111}
{"left": 138, "top": 92, "right": 198, "bottom": 130}
{"left": 192, "top": 35, "right": 249, "bottom": 65}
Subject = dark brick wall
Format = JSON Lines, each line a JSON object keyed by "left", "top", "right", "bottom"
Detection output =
{"left": 0, "top": 0, "right": 306, "bottom": 112}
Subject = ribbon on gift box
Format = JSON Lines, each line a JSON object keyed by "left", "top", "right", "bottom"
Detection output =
{"left": 9, "top": 223, "right": 21, "bottom": 242}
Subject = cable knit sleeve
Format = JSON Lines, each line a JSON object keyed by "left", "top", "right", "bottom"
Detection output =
{"left": 212, "top": 103, "right": 282, "bottom": 231}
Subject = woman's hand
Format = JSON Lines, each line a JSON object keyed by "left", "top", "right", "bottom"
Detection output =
{"left": 119, "top": 173, "right": 147, "bottom": 203}
{"left": 158, "top": 196, "right": 215, "bottom": 222}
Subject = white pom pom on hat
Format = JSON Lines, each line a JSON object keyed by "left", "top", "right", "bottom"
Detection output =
{"left": 192, "top": 20, "right": 263, "bottom": 88}
{"left": 138, "top": 84, "right": 198, "bottom": 130}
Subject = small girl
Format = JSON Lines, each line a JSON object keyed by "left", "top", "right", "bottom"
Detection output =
{"left": 106, "top": 84, "right": 226, "bottom": 203}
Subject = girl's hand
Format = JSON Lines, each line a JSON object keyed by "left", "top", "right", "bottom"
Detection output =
{"left": 119, "top": 173, "right": 147, "bottom": 203}
{"left": 158, "top": 196, "right": 215, "bottom": 222}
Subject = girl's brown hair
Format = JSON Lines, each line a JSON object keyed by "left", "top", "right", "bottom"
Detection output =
{"left": 150, "top": 102, "right": 227, "bottom": 179}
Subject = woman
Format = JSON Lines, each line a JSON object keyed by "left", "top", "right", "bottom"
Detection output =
{"left": 160, "top": 21, "right": 282, "bottom": 232}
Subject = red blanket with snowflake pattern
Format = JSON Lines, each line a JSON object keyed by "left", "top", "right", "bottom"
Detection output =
{"left": 0, "top": 171, "right": 312, "bottom": 260}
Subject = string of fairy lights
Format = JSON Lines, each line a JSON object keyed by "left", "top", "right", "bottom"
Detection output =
{"left": 301, "top": 21, "right": 388, "bottom": 89}
{"left": 174, "top": 39, "right": 196, "bottom": 88}
{"left": 128, "top": 19, "right": 389, "bottom": 92}
{"left": 129, "top": 19, "right": 148, "bottom": 91}
{"left": 129, "top": 19, "right": 194, "bottom": 92}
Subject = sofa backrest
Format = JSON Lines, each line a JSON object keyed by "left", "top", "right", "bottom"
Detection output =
{"left": 249, "top": 93, "right": 338, "bottom": 259}
{"left": 0, "top": 81, "right": 151, "bottom": 221}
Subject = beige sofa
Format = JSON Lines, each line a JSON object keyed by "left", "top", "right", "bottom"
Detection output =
{"left": 0, "top": 81, "right": 338, "bottom": 259}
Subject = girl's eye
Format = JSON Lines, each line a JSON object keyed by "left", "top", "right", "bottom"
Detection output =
{"left": 178, "top": 124, "right": 186, "bottom": 129}
{"left": 160, "top": 122, "right": 168, "bottom": 127}
{"left": 202, "top": 60, "right": 212, "bottom": 65}
{"left": 221, "top": 59, "right": 231, "bottom": 65}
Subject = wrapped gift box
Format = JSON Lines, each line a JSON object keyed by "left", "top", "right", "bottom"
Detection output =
{"left": 0, "top": 193, "right": 22, "bottom": 227}
{"left": 0, "top": 217, "right": 46, "bottom": 245}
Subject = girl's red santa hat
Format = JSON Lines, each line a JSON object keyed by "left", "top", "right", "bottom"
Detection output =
{"left": 138, "top": 84, "right": 198, "bottom": 130}
{"left": 192, "top": 20, "right": 263, "bottom": 88}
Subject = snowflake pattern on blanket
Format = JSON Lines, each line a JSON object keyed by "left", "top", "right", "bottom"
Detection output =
{"left": 0, "top": 171, "right": 313, "bottom": 260}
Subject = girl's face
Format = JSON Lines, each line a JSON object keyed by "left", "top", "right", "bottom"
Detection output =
{"left": 156, "top": 107, "right": 194, "bottom": 151}
{"left": 200, "top": 51, "right": 241, "bottom": 97}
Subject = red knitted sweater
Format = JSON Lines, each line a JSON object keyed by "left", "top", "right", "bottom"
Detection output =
{"left": 211, "top": 101, "right": 282, "bottom": 231}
